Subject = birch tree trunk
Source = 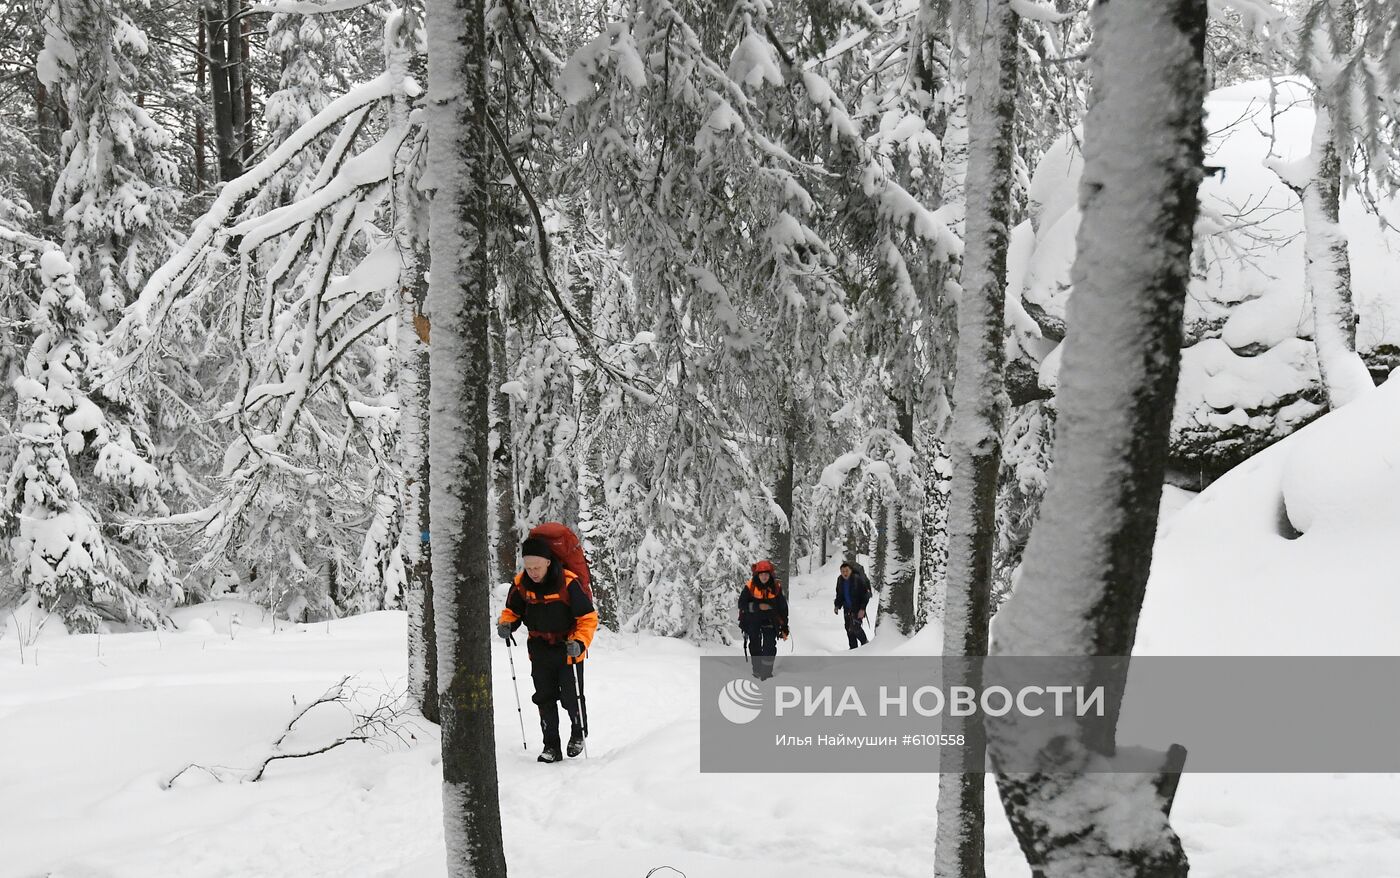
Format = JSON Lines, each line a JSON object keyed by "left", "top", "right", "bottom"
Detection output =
{"left": 391, "top": 17, "right": 437, "bottom": 726}
{"left": 426, "top": 0, "right": 507, "bottom": 869}
{"left": 935, "top": 0, "right": 1019, "bottom": 874}
{"left": 987, "top": 1, "right": 1207, "bottom": 874}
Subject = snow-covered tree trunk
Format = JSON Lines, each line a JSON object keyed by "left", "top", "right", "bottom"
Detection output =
{"left": 225, "top": 0, "right": 249, "bottom": 170}
{"left": 911, "top": 4, "right": 958, "bottom": 639}
{"left": 391, "top": 15, "right": 436, "bottom": 724}
{"left": 772, "top": 413, "right": 797, "bottom": 586}
{"left": 404, "top": 278, "right": 438, "bottom": 722}
{"left": 935, "top": 0, "right": 1019, "bottom": 873}
{"left": 1294, "top": 1, "right": 1372, "bottom": 408}
{"left": 1299, "top": 100, "right": 1370, "bottom": 407}
{"left": 885, "top": 400, "right": 917, "bottom": 634}
{"left": 488, "top": 307, "right": 517, "bottom": 587}
{"left": 203, "top": 0, "right": 240, "bottom": 182}
{"left": 425, "top": 0, "right": 507, "bottom": 869}
{"left": 575, "top": 274, "right": 618, "bottom": 630}
{"left": 987, "top": 0, "right": 1207, "bottom": 873}
{"left": 872, "top": 494, "right": 888, "bottom": 587}
{"left": 916, "top": 430, "right": 949, "bottom": 631}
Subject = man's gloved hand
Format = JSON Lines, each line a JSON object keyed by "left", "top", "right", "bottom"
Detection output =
{"left": 857, "top": 609, "right": 866, "bottom": 621}
{"left": 565, "top": 639, "right": 584, "bottom": 659}
{"left": 833, "top": 607, "right": 839, "bottom": 615}
{"left": 497, "top": 622, "right": 513, "bottom": 642}
{"left": 780, "top": 626, "right": 790, "bottom": 640}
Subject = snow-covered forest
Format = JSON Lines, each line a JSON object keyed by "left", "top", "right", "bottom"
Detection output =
{"left": 2, "top": 0, "right": 1399, "bottom": 874}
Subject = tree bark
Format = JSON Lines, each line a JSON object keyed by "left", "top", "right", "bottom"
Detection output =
{"left": 195, "top": 13, "right": 208, "bottom": 186}
{"left": 226, "top": 0, "right": 246, "bottom": 170}
{"left": 426, "top": 0, "right": 508, "bottom": 869}
{"left": 1299, "top": 1, "right": 1371, "bottom": 408}
{"left": 885, "top": 398, "right": 918, "bottom": 634}
{"left": 916, "top": 428, "right": 949, "bottom": 631}
{"left": 872, "top": 495, "right": 887, "bottom": 586}
{"left": 240, "top": 4, "right": 254, "bottom": 165}
{"left": 575, "top": 271, "right": 619, "bottom": 629}
{"left": 935, "top": 0, "right": 1019, "bottom": 874}
{"left": 987, "top": 0, "right": 1207, "bottom": 874}
{"left": 488, "top": 307, "right": 518, "bottom": 588}
{"left": 843, "top": 522, "right": 860, "bottom": 563}
{"left": 772, "top": 413, "right": 797, "bottom": 587}
{"left": 390, "top": 17, "right": 436, "bottom": 725}
{"left": 204, "top": 1, "right": 240, "bottom": 182}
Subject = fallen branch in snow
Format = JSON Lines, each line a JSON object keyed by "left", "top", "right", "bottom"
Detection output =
{"left": 163, "top": 676, "right": 422, "bottom": 787}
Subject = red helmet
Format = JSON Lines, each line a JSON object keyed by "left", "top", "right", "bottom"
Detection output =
{"left": 751, "top": 559, "right": 775, "bottom": 574}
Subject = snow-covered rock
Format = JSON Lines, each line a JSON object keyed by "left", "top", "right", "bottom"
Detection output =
{"left": 1009, "top": 78, "right": 1400, "bottom": 480}
{"left": 1138, "top": 372, "right": 1400, "bottom": 655}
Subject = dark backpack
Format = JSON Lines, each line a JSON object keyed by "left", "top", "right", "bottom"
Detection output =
{"left": 527, "top": 522, "right": 594, "bottom": 602}
{"left": 847, "top": 561, "right": 872, "bottom": 592}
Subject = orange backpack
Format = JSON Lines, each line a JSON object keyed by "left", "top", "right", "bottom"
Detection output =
{"left": 526, "top": 522, "right": 594, "bottom": 602}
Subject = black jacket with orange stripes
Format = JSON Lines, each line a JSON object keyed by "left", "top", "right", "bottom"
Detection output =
{"left": 498, "top": 564, "right": 598, "bottom": 664}
{"left": 737, "top": 577, "right": 788, "bottom": 631}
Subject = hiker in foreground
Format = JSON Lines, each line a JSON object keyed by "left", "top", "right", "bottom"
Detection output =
{"left": 737, "top": 559, "right": 788, "bottom": 680}
{"left": 833, "top": 559, "right": 872, "bottom": 649}
{"left": 497, "top": 529, "right": 598, "bottom": 763}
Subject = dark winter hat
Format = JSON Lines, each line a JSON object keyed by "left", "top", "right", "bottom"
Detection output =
{"left": 840, "top": 559, "right": 854, "bottom": 569}
{"left": 521, "top": 536, "right": 556, "bottom": 561}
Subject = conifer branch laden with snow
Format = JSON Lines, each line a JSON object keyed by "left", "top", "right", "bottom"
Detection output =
{"left": 3, "top": 249, "right": 175, "bottom": 632}
{"left": 102, "top": 13, "right": 427, "bottom": 616}
{"left": 37, "top": 0, "right": 182, "bottom": 315}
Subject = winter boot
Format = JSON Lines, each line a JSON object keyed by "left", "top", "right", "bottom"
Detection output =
{"left": 567, "top": 725, "right": 586, "bottom": 758}
{"left": 537, "top": 744, "right": 564, "bottom": 764}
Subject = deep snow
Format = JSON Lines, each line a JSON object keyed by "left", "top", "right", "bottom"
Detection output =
{"left": 8, "top": 367, "right": 1400, "bottom": 878}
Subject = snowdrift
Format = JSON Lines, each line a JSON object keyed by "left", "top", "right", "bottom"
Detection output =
{"left": 1137, "top": 374, "right": 1400, "bottom": 655}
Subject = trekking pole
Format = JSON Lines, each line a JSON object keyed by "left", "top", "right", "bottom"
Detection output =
{"left": 571, "top": 661, "right": 590, "bottom": 759}
{"left": 505, "top": 634, "right": 528, "bottom": 750}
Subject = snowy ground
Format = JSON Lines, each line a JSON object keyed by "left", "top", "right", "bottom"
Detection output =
{"left": 4, "top": 581, "right": 1398, "bottom": 876}
{"left": 7, "top": 382, "right": 1400, "bottom": 876}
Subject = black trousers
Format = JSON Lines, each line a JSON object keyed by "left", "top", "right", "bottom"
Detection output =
{"left": 529, "top": 641, "right": 585, "bottom": 748}
{"left": 746, "top": 622, "right": 778, "bottom": 679}
{"left": 843, "top": 609, "right": 868, "bottom": 649}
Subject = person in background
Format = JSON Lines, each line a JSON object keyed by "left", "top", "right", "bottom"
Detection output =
{"left": 833, "top": 559, "right": 872, "bottom": 649}
{"left": 737, "top": 559, "right": 788, "bottom": 679}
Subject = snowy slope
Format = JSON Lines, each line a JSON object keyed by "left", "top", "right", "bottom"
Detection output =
{"left": 1122, "top": 374, "right": 1400, "bottom": 878}
{"left": 1137, "top": 373, "right": 1400, "bottom": 656}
